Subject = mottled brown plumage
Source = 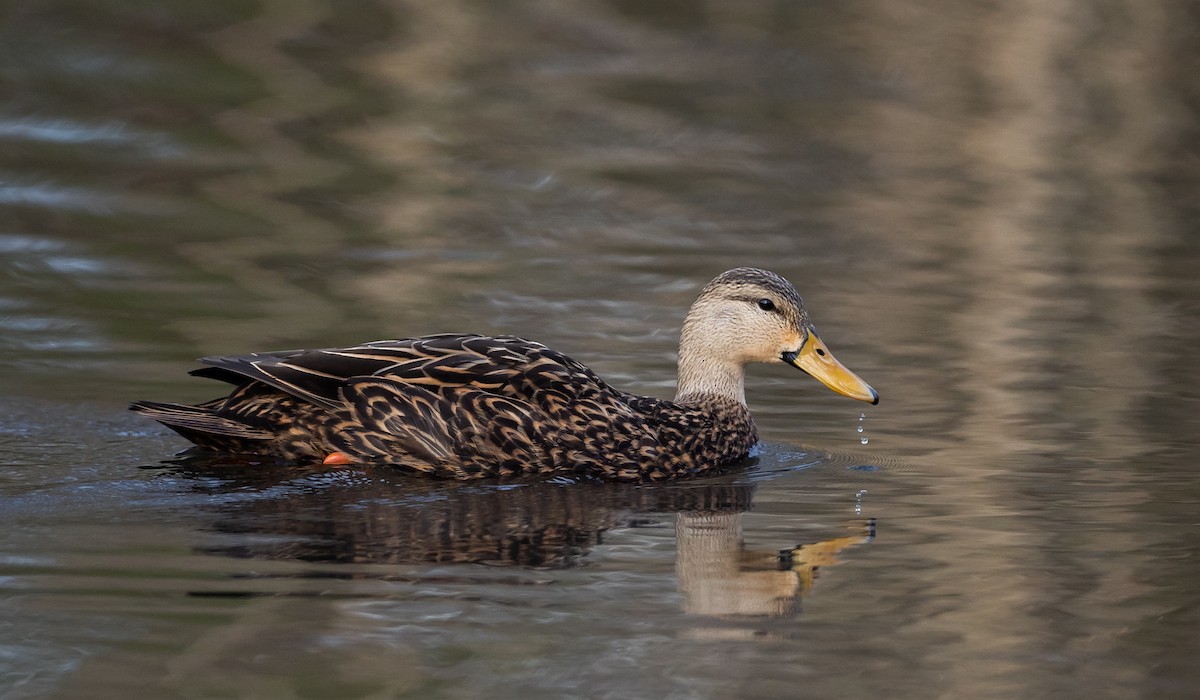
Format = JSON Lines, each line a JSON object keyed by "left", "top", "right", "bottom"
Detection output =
{"left": 131, "top": 268, "right": 878, "bottom": 480}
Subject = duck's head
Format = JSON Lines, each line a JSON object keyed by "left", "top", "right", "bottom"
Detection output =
{"left": 676, "top": 267, "right": 878, "bottom": 405}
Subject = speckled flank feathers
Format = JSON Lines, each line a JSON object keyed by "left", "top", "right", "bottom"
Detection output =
{"left": 132, "top": 268, "right": 875, "bottom": 480}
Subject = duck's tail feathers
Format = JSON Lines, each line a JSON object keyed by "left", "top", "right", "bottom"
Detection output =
{"left": 129, "top": 401, "right": 274, "bottom": 440}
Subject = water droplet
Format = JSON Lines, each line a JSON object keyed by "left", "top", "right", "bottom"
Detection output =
{"left": 856, "top": 425, "right": 864, "bottom": 433}
{"left": 860, "top": 436, "right": 869, "bottom": 445}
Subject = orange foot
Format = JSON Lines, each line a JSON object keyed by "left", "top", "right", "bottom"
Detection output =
{"left": 322, "top": 451, "right": 355, "bottom": 466}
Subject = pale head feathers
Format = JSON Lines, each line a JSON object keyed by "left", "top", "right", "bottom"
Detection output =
{"left": 676, "top": 267, "right": 812, "bottom": 404}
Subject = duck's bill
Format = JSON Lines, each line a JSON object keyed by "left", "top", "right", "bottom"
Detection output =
{"left": 784, "top": 331, "right": 879, "bottom": 405}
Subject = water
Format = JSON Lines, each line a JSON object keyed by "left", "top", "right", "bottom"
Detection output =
{"left": 3, "top": 1, "right": 1199, "bottom": 698}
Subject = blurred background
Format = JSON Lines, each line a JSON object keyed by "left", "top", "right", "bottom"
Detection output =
{"left": 2, "top": 1, "right": 1199, "bottom": 698}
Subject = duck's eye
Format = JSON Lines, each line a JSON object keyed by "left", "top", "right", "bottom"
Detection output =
{"left": 756, "top": 298, "right": 776, "bottom": 312}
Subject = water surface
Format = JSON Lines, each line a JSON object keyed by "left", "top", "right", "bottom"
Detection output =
{"left": 2, "top": 1, "right": 1199, "bottom": 698}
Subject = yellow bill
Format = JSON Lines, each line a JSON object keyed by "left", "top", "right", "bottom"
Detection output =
{"left": 784, "top": 329, "right": 879, "bottom": 405}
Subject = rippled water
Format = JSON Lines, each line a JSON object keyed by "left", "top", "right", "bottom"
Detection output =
{"left": 3, "top": 1, "right": 1199, "bottom": 698}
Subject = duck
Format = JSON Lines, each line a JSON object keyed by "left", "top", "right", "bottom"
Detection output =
{"left": 131, "top": 267, "right": 878, "bottom": 480}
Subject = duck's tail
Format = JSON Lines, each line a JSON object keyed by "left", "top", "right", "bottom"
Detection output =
{"left": 129, "top": 400, "right": 274, "bottom": 451}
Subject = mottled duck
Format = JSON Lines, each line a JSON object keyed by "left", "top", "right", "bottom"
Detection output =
{"left": 131, "top": 267, "right": 877, "bottom": 479}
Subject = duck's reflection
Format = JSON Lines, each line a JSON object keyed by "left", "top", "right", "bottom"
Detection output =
{"left": 677, "top": 512, "right": 873, "bottom": 618}
{"left": 162, "top": 455, "right": 871, "bottom": 618}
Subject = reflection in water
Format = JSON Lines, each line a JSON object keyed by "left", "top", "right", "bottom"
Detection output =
{"left": 164, "top": 455, "right": 869, "bottom": 619}
{"left": 677, "top": 511, "right": 872, "bottom": 620}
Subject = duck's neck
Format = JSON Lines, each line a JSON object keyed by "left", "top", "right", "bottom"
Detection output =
{"left": 674, "top": 352, "right": 747, "bottom": 405}
{"left": 673, "top": 297, "right": 752, "bottom": 406}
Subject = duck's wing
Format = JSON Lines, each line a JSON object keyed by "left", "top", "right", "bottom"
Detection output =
{"left": 195, "top": 333, "right": 555, "bottom": 410}
{"left": 341, "top": 377, "right": 554, "bottom": 477}
{"left": 191, "top": 333, "right": 671, "bottom": 475}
